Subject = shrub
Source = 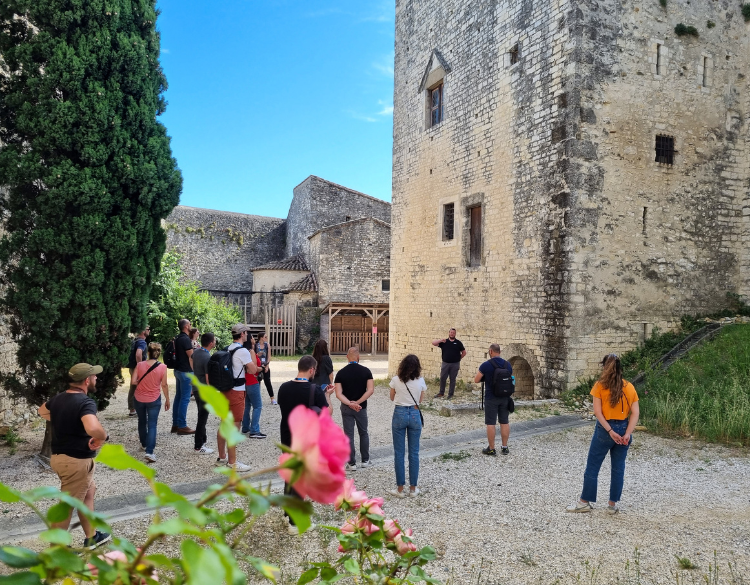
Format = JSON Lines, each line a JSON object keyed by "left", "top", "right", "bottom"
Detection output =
{"left": 148, "top": 251, "right": 241, "bottom": 349}
{"left": 706, "top": 20, "right": 716, "bottom": 28}
{"left": 659, "top": 0, "right": 667, "bottom": 8}
{"left": 743, "top": 4, "right": 750, "bottom": 22}
{"left": 674, "top": 23, "right": 699, "bottom": 37}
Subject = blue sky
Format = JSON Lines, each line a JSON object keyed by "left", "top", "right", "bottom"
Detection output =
{"left": 156, "top": 0, "right": 395, "bottom": 218}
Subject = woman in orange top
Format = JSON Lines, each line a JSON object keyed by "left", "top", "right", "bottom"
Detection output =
{"left": 567, "top": 354, "right": 639, "bottom": 514}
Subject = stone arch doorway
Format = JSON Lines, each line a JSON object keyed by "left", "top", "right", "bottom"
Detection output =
{"left": 509, "top": 356, "right": 534, "bottom": 399}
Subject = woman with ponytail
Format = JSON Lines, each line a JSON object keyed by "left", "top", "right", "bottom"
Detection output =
{"left": 566, "top": 354, "right": 640, "bottom": 514}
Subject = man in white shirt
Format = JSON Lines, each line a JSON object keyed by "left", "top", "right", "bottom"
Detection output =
{"left": 216, "top": 323, "right": 257, "bottom": 472}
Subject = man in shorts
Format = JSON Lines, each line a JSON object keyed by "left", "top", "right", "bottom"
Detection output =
{"left": 216, "top": 324, "right": 257, "bottom": 472}
{"left": 474, "top": 344, "right": 513, "bottom": 456}
{"left": 37, "top": 363, "right": 111, "bottom": 549}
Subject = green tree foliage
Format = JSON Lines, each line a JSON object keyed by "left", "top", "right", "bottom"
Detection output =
{"left": 148, "top": 251, "right": 241, "bottom": 350}
{"left": 0, "top": 1, "right": 182, "bottom": 409}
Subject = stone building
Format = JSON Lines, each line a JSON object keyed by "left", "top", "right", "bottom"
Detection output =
{"left": 389, "top": 0, "right": 750, "bottom": 397}
{"left": 166, "top": 175, "right": 392, "bottom": 353}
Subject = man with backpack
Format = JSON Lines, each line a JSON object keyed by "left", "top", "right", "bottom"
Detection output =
{"left": 170, "top": 319, "right": 195, "bottom": 435}
{"left": 208, "top": 323, "right": 257, "bottom": 472}
{"left": 127, "top": 326, "right": 149, "bottom": 417}
{"left": 474, "top": 344, "right": 514, "bottom": 456}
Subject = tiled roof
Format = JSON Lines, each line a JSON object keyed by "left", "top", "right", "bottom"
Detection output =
{"left": 285, "top": 272, "right": 318, "bottom": 292}
{"left": 253, "top": 254, "right": 309, "bottom": 272}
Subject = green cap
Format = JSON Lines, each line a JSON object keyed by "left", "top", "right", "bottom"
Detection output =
{"left": 68, "top": 363, "right": 103, "bottom": 382}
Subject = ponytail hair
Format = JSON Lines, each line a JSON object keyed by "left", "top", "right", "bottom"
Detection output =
{"left": 598, "top": 354, "right": 623, "bottom": 407}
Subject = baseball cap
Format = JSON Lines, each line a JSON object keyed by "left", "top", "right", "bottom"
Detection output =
{"left": 68, "top": 363, "right": 103, "bottom": 382}
{"left": 231, "top": 323, "right": 251, "bottom": 335}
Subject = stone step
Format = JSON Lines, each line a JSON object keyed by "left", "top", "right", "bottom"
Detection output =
{"left": 438, "top": 398, "right": 560, "bottom": 417}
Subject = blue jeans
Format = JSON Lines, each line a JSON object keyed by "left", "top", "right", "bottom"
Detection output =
{"left": 134, "top": 397, "right": 161, "bottom": 455}
{"left": 241, "top": 383, "right": 262, "bottom": 434}
{"left": 581, "top": 419, "right": 632, "bottom": 503}
{"left": 392, "top": 406, "right": 422, "bottom": 487}
{"left": 172, "top": 370, "right": 192, "bottom": 428}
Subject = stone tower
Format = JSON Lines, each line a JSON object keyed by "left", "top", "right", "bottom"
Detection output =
{"left": 389, "top": 0, "right": 750, "bottom": 396}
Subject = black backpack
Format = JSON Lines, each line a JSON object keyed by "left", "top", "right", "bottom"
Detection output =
{"left": 490, "top": 359, "right": 515, "bottom": 398}
{"left": 163, "top": 337, "right": 178, "bottom": 369}
{"left": 207, "top": 346, "right": 245, "bottom": 391}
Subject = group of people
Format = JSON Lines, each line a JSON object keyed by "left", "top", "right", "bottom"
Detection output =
{"left": 37, "top": 324, "right": 639, "bottom": 548}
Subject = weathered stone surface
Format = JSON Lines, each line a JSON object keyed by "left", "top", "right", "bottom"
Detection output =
{"left": 389, "top": 0, "right": 750, "bottom": 398}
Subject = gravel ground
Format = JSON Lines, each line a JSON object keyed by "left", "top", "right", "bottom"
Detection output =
{"left": 3, "top": 425, "right": 749, "bottom": 584}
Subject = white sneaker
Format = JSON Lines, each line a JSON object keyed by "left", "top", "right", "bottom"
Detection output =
{"left": 216, "top": 456, "right": 228, "bottom": 466}
{"left": 607, "top": 504, "right": 620, "bottom": 515}
{"left": 230, "top": 462, "right": 251, "bottom": 473}
{"left": 388, "top": 488, "right": 406, "bottom": 498}
{"left": 346, "top": 463, "right": 358, "bottom": 472}
{"left": 271, "top": 399, "right": 278, "bottom": 405}
{"left": 360, "top": 461, "right": 371, "bottom": 468}
{"left": 408, "top": 487, "right": 421, "bottom": 497}
{"left": 287, "top": 523, "right": 298, "bottom": 535}
{"left": 145, "top": 453, "right": 157, "bottom": 463}
{"left": 566, "top": 500, "right": 593, "bottom": 513}
{"left": 196, "top": 445, "right": 214, "bottom": 455}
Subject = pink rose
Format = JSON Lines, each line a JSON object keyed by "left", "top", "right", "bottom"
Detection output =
{"left": 278, "top": 406, "right": 349, "bottom": 504}
{"left": 356, "top": 517, "right": 381, "bottom": 535}
{"left": 359, "top": 497, "right": 385, "bottom": 518}
{"left": 393, "top": 528, "right": 417, "bottom": 555}
{"left": 87, "top": 550, "right": 159, "bottom": 582}
{"left": 340, "top": 518, "right": 358, "bottom": 534}
{"left": 383, "top": 519, "right": 401, "bottom": 540}
{"left": 334, "top": 479, "right": 368, "bottom": 511}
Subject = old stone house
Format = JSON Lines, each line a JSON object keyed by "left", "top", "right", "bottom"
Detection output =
{"left": 389, "top": 0, "right": 750, "bottom": 397}
{"left": 166, "top": 175, "right": 392, "bottom": 353}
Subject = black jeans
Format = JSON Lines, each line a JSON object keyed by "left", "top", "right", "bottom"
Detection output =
{"left": 193, "top": 387, "right": 209, "bottom": 450}
{"left": 262, "top": 367, "right": 274, "bottom": 398}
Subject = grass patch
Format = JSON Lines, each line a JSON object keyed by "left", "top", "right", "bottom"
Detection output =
{"left": 1, "top": 427, "right": 23, "bottom": 455}
{"left": 674, "top": 23, "right": 699, "bottom": 37}
{"left": 439, "top": 450, "right": 471, "bottom": 462}
{"left": 640, "top": 324, "right": 750, "bottom": 446}
{"left": 675, "top": 556, "right": 698, "bottom": 570}
{"left": 743, "top": 4, "right": 750, "bottom": 22}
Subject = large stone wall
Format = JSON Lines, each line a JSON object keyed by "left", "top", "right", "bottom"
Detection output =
{"left": 309, "top": 218, "right": 391, "bottom": 306}
{"left": 389, "top": 0, "right": 749, "bottom": 395}
{"left": 286, "top": 176, "right": 392, "bottom": 263}
{"left": 165, "top": 206, "right": 286, "bottom": 291}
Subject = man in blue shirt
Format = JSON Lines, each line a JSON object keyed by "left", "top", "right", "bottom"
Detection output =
{"left": 474, "top": 344, "right": 513, "bottom": 456}
{"left": 127, "top": 326, "right": 149, "bottom": 417}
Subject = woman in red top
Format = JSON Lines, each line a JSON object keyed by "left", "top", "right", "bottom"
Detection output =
{"left": 131, "top": 343, "right": 170, "bottom": 463}
{"left": 241, "top": 334, "right": 266, "bottom": 438}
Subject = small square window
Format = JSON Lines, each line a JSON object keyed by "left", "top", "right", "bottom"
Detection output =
{"left": 429, "top": 83, "right": 443, "bottom": 127}
{"left": 655, "top": 135, "right": 674, "bottom": 165}
{"left": 442, "top": 203, "right": 455, "bottom": 241}
{"left": 381, "top": 279, "right": 390, "bottom": 292}
{"left": 509, "top": 44, "right": 519, "bottom": 66}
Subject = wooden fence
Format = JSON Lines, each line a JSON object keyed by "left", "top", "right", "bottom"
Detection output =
{"left": 266, "top": 304, "right": 297, "bottom": 356}
{"left": 330, "top": 331, "right": 389, "bottom": 354}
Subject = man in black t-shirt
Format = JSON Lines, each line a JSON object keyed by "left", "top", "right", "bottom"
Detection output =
{"left": 127, "top": 326, "right": 149, "bottom": 417}
{"left": 277, "top": 355, "right": 334, "bottom": 534}
{"left": 334, "top": 347, "right": 374, "bottom": 471}
{"left": 37, "top": 363, "right": 111, "bottom": 549}
{"left": 431, "top": 328, "right": 466, "bottom": 399}
{"left": 171, "top": 318, "right": 195, "bottom": 435}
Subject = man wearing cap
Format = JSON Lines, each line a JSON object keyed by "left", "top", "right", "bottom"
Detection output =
{"left": 215, "top": 324, "right": 258, "bottom": 473}
{"left": 37, "top": 363, "right": 111, "bottom": 549}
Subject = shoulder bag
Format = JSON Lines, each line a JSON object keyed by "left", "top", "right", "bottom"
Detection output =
{"left": 308, "top": 383, "right": 322, "bottom": 415}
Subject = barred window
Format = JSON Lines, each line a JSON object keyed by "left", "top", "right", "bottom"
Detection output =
{"left": 442, "top": 203, "right": 455, "bottom": 241}
{"left": 655, "top": 135, "right": 674, "bottom": 165}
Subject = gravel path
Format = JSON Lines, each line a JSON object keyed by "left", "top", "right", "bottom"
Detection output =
{"left": 3, "top": 425, "right": 749, "bottom": 584}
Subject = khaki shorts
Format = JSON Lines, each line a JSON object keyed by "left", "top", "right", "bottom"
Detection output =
{"left": 51, "top": 454, "right": 96, "bottom": 500}
{"left": 225, "top": 390, "right": 245, "bottom": 424}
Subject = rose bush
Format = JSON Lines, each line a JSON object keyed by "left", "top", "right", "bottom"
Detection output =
{"left": 0, "top": 378, "right": 438, "bottom": 584}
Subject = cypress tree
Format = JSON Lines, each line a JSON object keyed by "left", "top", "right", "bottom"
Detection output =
{"left": 0, "top": 1, "right": 182, "bottom": 417}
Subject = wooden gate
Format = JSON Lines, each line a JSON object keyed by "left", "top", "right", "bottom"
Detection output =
{"left": 266, "top": 304, "right": 296, "bottom": 356}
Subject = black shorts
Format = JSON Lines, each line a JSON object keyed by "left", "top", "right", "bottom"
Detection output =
{"left": 485, "top": 395, "right": 510, "bottom": 425}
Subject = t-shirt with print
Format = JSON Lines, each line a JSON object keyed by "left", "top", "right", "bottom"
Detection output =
{"left": 174, "top": 332, "right": 193, "bottom": 372}
{"left": 254, "top": 342, "right": 270, "bottom": 366}
{"left": 128, "top": 338, "right": 148, "bottom": 369}
{"left": 228, "top": 342, "right": 253, "bottom": 391}
{"left": 590, "top": 380, "right": 639, "bottom": 420}
{"left": 478, "top": 357, "right": 513, "bottom": 400}
{"left": 334, "top": 363, "right": 373, "bottom": 409}
{"left": 438, "top": 338, "right": 465, "bottom": 363}
{"left": 46, "top": 391, "right": 99, "bottom": 459}
{"left": 389, "top": 376, "right": 427, "bottom": 407}
{"left": 277, "top": 380, "right": 329, "bottom": 447}
{"left": 192, "top": 347, "right": 211, "bottom": 385}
